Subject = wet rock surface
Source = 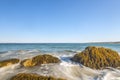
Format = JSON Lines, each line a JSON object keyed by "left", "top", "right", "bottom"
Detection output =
{"left": 72, "top": 46, "right": 120, "bottom": 69}
{"left": 21, "top": 54, "right": 61, "bottom": 67}
{"left": 0, "top": 58, "right": 20, "bottom": 67}
{"left": 10, "top": 73, "right": 66, "bottom": 80}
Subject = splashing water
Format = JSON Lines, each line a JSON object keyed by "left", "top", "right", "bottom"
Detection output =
{"left": 0, "top": 50, "right": 120, "bottom": 80}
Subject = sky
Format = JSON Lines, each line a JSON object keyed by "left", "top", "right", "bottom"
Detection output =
{"left": 0, "top": 0, "right": 120, "bottom": 43}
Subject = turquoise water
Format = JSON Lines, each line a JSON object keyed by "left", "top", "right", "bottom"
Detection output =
{"left": 0, "top": 43, "right": 120, "bottom": 53}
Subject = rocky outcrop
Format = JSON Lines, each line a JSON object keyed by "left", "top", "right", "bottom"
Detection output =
{"left": 21, "top": 54, "right": 61, "bottom": 67}
{"left": 72, "top": 46, "right": 120, "bottom": 69}
{"left": 0, "top": 58, "right": 20, "bottom": 67}
{"left": 10, "top": 73, "right": 66, "bottom": 80}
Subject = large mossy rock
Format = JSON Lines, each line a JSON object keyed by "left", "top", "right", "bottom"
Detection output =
{"left": 21, "top": 54, "right": 61, "bottom": 67}
{"left": 72, "top": 46, "right": 120, "bottom": 69}
{"left": 0, "top": 58, "right": 20, "bottom": 67}
{"left": 10, "top": 73, "right": 66, "bottom": 80}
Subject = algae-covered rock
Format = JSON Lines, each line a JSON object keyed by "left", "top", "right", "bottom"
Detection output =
{"left": 10, "top": 73, "right": 66, "bottom": 80}
{"left": 21, "top": 54, "right": 61, "bottom": 67}
{"left": 72, "top": 46, "right": 120, "bottom": 69}
{"left": 0, "top": 58, "right": 20, "bottom": 67}
{"left": 21, "top": 59, "right": 36, "bottom": 67}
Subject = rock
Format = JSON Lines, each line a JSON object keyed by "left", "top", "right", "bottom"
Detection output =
{"left": 0, "top": 58, "right": 20, "bottom": 67}
{"left": 21, "top": 59, "right": 36, "bottom": 67}
{"left": 10, "top": 73, "right": 66, "bottom": 80}
{"left": 72, "top": 46, "right": 120, "bottom": 69}
{"left": 21, "top": 54, "right": 61, "bottom": 67}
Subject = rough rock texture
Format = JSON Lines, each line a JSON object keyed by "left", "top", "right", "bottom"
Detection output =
{"left": 72, "top": 46, "right": 120, "bottom": 69}
{"left": 21, "top": 54, "right": 61, "bottom": 67}
{"left": 10, "top": 73, "right": 66, "bottom": 80}
{"left": 0, "top": 58, "right": 20, "bottom": 67}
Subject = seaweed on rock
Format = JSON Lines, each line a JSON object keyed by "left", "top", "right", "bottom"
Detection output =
{"left": 0, "top": 58, "right": 20, "bottom": 67}
{"left": 21, "top": 54, "right": 61, "bottom": 67}
{"left": 10, "top": 73, "right": 66, "bottom": 80}
{"left": 72, "top": 46, "right": 120, "bottom": 69}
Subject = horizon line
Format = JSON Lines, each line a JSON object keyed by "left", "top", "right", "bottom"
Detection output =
{"left": 0, "top": 41, "right": 120, "bottom": 44}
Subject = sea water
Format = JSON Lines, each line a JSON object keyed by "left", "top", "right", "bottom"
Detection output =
{"left": 0, "top": 43, "right": 120, "bottom": 52}
{"left": 0, "top": 43, "right": 120, "bottom": 80}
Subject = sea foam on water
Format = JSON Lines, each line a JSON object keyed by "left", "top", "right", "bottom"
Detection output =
{"left": 0, "top": 49, "right": 120, "bottom": 80}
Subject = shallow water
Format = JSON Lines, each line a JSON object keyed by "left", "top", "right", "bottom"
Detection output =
{"left": 0, "top": 43, "right": 120, "bottom": 80}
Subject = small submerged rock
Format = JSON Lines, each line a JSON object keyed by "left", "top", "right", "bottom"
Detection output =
{"left": 72, "top": 46, "right": 120, "bottom": 69}
{"left": 0, "top": 58, "right": 20, "bottom": 68}
{"left": 21, "top": 54, "right": 61, "bottom": 67}
{"left": 10, "top": 73, "right": 66, "bottom": 80}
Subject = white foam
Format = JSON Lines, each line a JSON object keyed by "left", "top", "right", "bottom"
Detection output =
{"left": 0, "top": 50, "right": 120, "bottom": 80}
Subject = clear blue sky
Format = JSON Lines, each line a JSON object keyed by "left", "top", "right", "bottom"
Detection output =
{"left": 0, "top": 0, "right": 120, "bottom": 43}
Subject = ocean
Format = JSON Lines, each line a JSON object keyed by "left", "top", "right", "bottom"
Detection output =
{"left": 0, "top": 43, "right": 120, "bottom": 80}
{"left": 0, "top": 43, "right": 120, "bottom": 52}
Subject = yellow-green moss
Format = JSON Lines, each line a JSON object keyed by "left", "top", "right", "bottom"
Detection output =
{"left": 72, "top": 46, "right": 120, "bottom": 69}
{"left": 10, "top": 73, "right": 66, "bottom": 80}
{"left": 21, "top": 54, "right": 61, "bottom": 67}
{"left": 0, "top": 58, "right": 20, "bottom": 67}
